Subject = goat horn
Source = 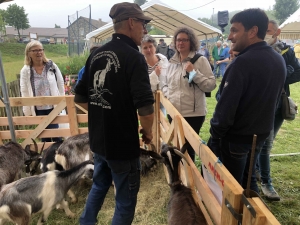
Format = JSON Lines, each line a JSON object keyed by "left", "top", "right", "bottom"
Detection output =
{"left": 40, "top": 142, "right": 46, "bottom": 154}
{"left": 167, "top": 151, "right": 174, "bottom": 171}
{"left": 174, "top": 149, "right": 190, "bottom": 166}
{"left": 31, "top": 138, "right": 38, "bottom": 152}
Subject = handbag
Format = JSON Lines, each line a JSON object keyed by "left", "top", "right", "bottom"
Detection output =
{"left": 281, "top": 90, "right": 298, "bottom": 121}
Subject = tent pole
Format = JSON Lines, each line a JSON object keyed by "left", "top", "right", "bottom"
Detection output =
{"left": 0, "top": 53, "right": 16, "bottom": 142}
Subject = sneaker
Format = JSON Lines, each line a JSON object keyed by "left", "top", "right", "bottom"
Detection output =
{"left": 261, "top": 183, "right": 280, "bottom": 201}
{"left": 255, "top": 170, "right": 261, "bottom": 182}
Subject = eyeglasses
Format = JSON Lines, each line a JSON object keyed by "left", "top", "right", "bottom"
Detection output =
{"left": 30, "top": 49, "right": 44, "bottom": 53}
{"left": 132, "top": 18, "right": 147, "bottom": 30}
{"left": 176, "top": 39, "right": 189, "bottom": 43}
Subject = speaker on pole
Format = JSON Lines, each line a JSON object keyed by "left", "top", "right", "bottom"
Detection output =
{"left": 217, "top": 10, "right": 229, "bottom": 33}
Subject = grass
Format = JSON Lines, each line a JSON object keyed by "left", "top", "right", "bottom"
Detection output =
{"left": 1, "top": 43, "right": 300, "bottom": 224}
{"left": 0, "top": 43, "right": 69, "bottom": 82}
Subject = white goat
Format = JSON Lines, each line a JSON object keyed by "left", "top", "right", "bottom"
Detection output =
{"left": 0, "top": 160, "right": 94, "bottom": 225}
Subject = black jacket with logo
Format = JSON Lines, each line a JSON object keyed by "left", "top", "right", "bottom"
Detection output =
{"left": 75, "top": 34, "right": 154, "bottom": 160}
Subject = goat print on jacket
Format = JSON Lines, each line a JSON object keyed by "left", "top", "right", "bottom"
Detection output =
{"left": 90, "top": 51, "right": 120, "bottom": 109}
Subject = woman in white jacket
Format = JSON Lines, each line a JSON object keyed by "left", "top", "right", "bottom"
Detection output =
{"left": 20, "top": 40, "right": 65, "bottom": 142}
{"left": 164, "top": 27, "right": 216, "bottom": 161}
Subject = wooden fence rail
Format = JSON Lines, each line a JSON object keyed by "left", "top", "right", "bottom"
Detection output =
{"left": 0, "top": 93, "right": 280, "bottom": 225}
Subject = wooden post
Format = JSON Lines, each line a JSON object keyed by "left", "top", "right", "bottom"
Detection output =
{"left": 65, "top": 95, "right": 79, "bottom": 136}
{"left": 242, "top": 198, "right": 266, "bottom": 225}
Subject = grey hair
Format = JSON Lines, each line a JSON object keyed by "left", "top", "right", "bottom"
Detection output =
{"left": 141, "top": 35, "right": 157, "bottom": 48}
{"left": 217, "top": 40, "right": 222, "bottom": 44}
{"left": 269, "top": 19, "right": 279, "bottom": 30}
{"left": 223, "top": 42, "right": 228, "bottom": 46}
{"left": 113, "top": 20, "right": 127, "bottom": 32}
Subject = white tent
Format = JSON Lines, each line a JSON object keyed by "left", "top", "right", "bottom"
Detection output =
{"left": 86, "top": 0, "right": 222, "bottom": 42}
{"left": 279, "top": 8, "right": 300, "bottom": 40}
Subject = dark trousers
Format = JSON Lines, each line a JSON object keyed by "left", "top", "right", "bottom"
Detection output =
{"left": 35, "top": 108, "right": 62, "bottom": 142}
{"left": 220, "top": 138, "right": 264, "bottom": 193}
{"left": 168, "top": 115, "right": 205, "bottom": 161}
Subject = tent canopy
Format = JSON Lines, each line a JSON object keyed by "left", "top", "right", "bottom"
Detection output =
{"left": 0, "top": 0, "right": 13, "bottom": 4}
{"left": 86, "top": 0, "right": 222, "bottom": 42}
{"left": 279, "top": 8, "right": 300, "bottom": 40}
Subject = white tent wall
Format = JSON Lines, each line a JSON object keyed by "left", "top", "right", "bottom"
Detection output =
{"left": 279, "top": 8, "right": 300, "bottom": 41}
{"left": 86, "top": 0, "right": 222, "bottom": 45}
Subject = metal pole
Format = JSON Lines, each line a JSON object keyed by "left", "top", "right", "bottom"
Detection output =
{"left": 76, "top": 11, "right": 80, "bottom": 55}
{"left": 0, "top": 53, "right": 16, "bottom": 142}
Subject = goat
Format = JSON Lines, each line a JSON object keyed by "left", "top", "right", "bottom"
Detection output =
{"left": 0, "top": 140, "right": 40, "bottom": 189}
{"left": 54, "top": 132, "right": 92, "bottom": 203}
{"left": 0, "top": 160, "right": 94, "bottom": 225}
{"left": 161, "top": 143, "right": 207, "bottom": 225}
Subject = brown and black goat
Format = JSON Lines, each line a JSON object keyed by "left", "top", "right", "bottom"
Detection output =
{"left": 0, "top": 140, "right": 40, "bottom": 189}
{"left": 161, "top": 143, "right": 207, "bottom": 225}
{"left": 0, "top": 160, "right": 94, "bottom": 225}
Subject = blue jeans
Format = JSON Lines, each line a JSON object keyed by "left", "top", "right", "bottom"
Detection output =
{"left": 35, "top": 108, "right": 62, "bottom": 142}
{"left": 256, "top": 112, "right": 284, "bottom": 184}
{"left": 219, "top": 62, "right": 228, "bottom": 77}
{"left": 80, "top": 153, "right": 141, "bottom": 225}
{"left": 213, "top": 60, "right": 220, "bottom": 77}
{"left": 220, "top": 138, "right": 264, "bottom": 193}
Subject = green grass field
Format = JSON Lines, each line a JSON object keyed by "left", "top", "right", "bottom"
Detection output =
{"left": 0, "top": 43, "right": 69, "bottom": 82}
{"left": 1, "top": 42, "right": 299, "bottom": 224}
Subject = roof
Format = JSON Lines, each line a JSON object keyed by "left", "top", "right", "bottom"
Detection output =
{"left": 279, "top": 8, "right": 300, "bottom": 40}
{"left": 86, "top": 0, "right": 221, "bottom": 41}
{"left": 68, "top": 16, "right": 107, "bottom": 29}
{"left": 5, "top": 27, "right": 68, "bottom": 38}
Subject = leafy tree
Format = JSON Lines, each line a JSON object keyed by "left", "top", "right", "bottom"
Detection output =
{"left": 265, "top": 8, "right": 277, "bottom": 21}
{"left": 55, "top": 24, "right": 61, "bottom": 28}
{"left": 3, "top": 4, "right": 30, "bottom": 39}
{"left": 273, "top": 0, "right": 300, "bottom": 24}
{"left": 0, "top": 14, "right": 5, "bottom": 38}
{"left": 148, "top": 26, "right": 166, "bottom": 35}
{"left": 134, "top": 0, "right": 147, "bottom": 6}
{"left": 0, "top": 10, "right": 6, "bottom": 37}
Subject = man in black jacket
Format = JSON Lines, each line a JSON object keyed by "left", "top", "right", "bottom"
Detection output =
{"left": 210, "top": 9, "right": 286, "bottom": 194}
{"left": 256, "top": 19, "right": 300, "bottom": 201}
{"left": 75, "top": 3, "right": 154, "bottom": 225}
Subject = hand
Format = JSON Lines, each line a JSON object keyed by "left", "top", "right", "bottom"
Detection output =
{"left": 140, "top": 129, "right": 153, "bottom": 144}
{"left": 216, "top": 61, "right": 220, "bottom": 65}
{"left": 155, "top": 66, "right": 161, "bottom": 76}
{"left": 184, "top": 62, "right": 194, "bottom": 73}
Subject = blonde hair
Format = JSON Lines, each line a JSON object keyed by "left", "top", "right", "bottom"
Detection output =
{"left": 24, "top": 40, "right": 49, "bottom": 66}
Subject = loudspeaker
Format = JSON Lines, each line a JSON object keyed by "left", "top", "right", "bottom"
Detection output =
{"left": 218, "top": 11, "right": 229, "bottom": 33}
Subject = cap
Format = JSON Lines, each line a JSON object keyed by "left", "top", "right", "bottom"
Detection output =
{"left": 109, "top": 2, "right": 152, "bottom": 24}
{"left": 201, "top": 42, "right": 206, "bottom": 46}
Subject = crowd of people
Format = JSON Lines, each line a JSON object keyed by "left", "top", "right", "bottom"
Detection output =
{"left": 19, "top": 2, "right": 300, "bottom": 224}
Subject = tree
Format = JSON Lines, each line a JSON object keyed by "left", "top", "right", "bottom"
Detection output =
{"left": 55, "top": 24, "right": 61, "bottom": 28}
{"left": 148, "top": 26, "right": 166, "bottom": 35}
{"left": 3, "top": 4, "right": 30, "bottom": 39}
{"left": 273, "top": 0, "right": 300, "bottom": 24}
{"left": 134, "top": 0, "right": 147, "bottom": 6}
{"left": 0, "top": 10, "right": 6, "bottom": 38}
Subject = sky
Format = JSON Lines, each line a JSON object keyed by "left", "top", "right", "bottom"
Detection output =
{"left": 0, "top": 0, "right": 276, "bottom": 28}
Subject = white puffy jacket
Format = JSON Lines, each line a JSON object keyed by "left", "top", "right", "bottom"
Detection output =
{"left": 20, "top": 62, "right": 65, "bottom": 116}
{"left": 163, "top": 51, "right": 216, "bottom": 117}
{"left": 148, "top": 53, "right": 168, "bottom": 93}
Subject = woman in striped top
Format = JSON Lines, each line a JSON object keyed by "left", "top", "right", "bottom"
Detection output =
{"left": 141, "top": 35, "right": 168, "bottom": 93}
